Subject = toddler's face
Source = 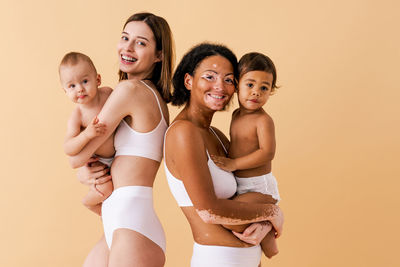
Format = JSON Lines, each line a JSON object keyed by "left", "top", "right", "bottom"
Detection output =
{"left": 60, "top": 61, "right": 100, "bottom": 104}
{"left": 237, "top": 70, "right": 273, "bottom": 111}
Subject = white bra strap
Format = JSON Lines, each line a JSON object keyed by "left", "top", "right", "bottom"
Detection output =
{"left": 163, "top": 120, "right": 180, "bottom": 159}
{"left": 209, "top": 127, "right": 228, "bottom": 155}
{"left": 140, "top": 80, "right": 164, "bottom": 120}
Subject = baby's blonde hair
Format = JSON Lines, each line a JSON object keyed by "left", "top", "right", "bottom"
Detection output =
{"left": 59, "top": 52, "right": 97, "bottom": 74}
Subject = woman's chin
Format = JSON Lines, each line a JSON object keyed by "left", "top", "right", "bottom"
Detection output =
{"left": 204, "top": 97, "right": 229, "bottom": 111}
{"left": 207, "top": 103, "right": 227, "bottom": 111}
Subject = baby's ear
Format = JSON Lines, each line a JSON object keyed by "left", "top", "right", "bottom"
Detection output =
{"left": 184, "top": 73, "right": 193, "bottom": 90}
{"left": 97, "top": 74, "right": 102, "bottom": 86}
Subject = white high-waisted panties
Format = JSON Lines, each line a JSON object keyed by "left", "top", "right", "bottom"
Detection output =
{"left": 101, "top": 186, "right": 166, "bottom": 252}
{"left": 236, "top": 173, "right": 281, "bottom": 203}
{"left": 191, "top": 242, "right": 261, "bottom": 267}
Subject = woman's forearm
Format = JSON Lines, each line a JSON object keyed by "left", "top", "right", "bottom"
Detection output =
{"left": 196, "top": 199, "right": 283, "bottom": 237}
{"left": 196, "top": 199, "right": 281, "bottom": 225}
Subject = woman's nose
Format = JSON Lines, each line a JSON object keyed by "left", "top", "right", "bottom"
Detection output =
{"left": 214, "top": 77, "right": 224, "bottom": 90}
{"left": 125, "top": 40, "right": 135, "bottom": 52}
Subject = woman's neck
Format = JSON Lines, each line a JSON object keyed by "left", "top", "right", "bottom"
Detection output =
{"left": 127, "top": 67, "right": 154, "bottom": 80}
{"left": 182, "top": 104, "right": 215, "bottom": 129}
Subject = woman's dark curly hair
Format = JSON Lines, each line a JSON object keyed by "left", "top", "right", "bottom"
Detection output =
{"left": 171, "top": 43, "right": 238, "bottom": 106}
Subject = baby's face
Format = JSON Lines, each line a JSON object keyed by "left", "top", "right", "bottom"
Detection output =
{"left": 60, "top": 61, "right": 100, "bottom": 104}
{"left": 237, "top": 70, "right": 273, "bottom": 111}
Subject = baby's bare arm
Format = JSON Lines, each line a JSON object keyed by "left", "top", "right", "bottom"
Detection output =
{"left": 64, "top": 109, "right": 106, "bottom": 156}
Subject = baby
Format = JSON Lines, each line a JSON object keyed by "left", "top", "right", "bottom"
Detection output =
{"left": 212, "top": 52, "right": 281, "bottom": 258}
{"left": 60, "top": 52, "right": 114, "bottom": 215}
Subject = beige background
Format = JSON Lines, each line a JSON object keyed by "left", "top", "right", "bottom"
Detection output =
{"left": 1, "top": 0, "right": 399, "bottom": 266}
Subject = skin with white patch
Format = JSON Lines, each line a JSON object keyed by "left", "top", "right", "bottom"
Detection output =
{"left": 164, "top": 56, "right": 283, "bottom": 248}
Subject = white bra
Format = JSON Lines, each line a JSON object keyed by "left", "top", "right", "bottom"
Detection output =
{"left": 164, "top": 125, "right": 237, "bottom": 207}
{"left": 114, "top": 80, "right": 167, "bottom": 162}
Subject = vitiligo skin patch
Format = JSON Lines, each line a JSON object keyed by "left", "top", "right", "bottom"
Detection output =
{"left": 196, "top": 204, "right": 281, "bottom": 225}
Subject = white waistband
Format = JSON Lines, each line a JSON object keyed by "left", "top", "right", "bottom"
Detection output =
{"left": 110, "top": 186, "right": 153, "bottom": 199}
{"left": 191, "top": 242, "right": 261, "bottom": 267}
{"left": 235, "top": 172, "right": 274, "bottom": 185}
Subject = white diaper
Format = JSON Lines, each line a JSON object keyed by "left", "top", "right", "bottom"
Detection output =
{"left": 97, "top": 156, "right": 114, "bottom": 167}
{"left": 191, "top": 242, "right": 261, "bottom": 267}
{"left": 235, "top": 173, "right": 281, "bottom": 203}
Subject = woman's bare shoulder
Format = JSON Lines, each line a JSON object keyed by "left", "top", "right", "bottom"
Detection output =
{"left": 167, "top": 120, "right": 198, "bottom": 138}
{"left": 166, "top": 120, "right": 204, "bottom": 147}
{"left": 113, "top": 79, "right": 143, "bottom": 94}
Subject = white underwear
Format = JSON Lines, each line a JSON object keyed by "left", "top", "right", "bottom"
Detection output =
{"left": 97, "top": 156, "right": 114, "bottom": 167}
{"left": 101, "top": 186, "right": 166, "bottom": 252}
{"left": 236, "top": 173, "right": 281, "bottom": 203}
{"left": 191, "top": 242, "right": 261, "bottom": 267}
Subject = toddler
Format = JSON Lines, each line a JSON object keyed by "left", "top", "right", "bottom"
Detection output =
{"left": 212, "top": 52, "right": 281, "bottom": 258}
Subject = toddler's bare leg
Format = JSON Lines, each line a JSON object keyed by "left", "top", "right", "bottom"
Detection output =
{"left": 261, "top": 229, "right": 279, "bottom": 258}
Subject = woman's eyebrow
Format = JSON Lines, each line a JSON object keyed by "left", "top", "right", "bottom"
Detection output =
{"left": 121, "top": 32, "right": 150, "bottom": 41}
{"left": 203, "top": 70, "right": 218, "bottom": 74}
{"left": 136, "top": 36, "right": 150, "bottom": 41}
{"left": 203, "top": 70, "right": 234, "bottom": 76}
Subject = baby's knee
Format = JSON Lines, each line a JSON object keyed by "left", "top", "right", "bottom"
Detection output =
{"left": 96, "top": 181, "right": 114, "bottom": 200}
{"left": 81, "top": 195, "right": 92, "bottom": 209}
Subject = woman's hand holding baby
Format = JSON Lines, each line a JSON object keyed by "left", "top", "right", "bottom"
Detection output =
{"left": 77, "top": 157, "right": 111, "bottom": 196}
{"left": 211, "top": 155, "right": 237, "bottom": 172}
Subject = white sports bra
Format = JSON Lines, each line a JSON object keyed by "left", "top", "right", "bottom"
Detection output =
{"left": 114, "top": 80, "right": 167, "bottom": 162}
{"left": 164, "top": 125, "right": 237, "bottom": 207}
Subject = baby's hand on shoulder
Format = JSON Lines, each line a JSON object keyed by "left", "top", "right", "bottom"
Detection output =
{"left": 210, "top": 155, "right": 237, "bottom": 172}
{"left": 84, "top": 116, "right": 107, "bottom": 139}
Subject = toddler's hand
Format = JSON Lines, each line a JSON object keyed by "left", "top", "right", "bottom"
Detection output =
{"left": 232, "top": 221, "right": 272, "bottom": 245}
{"left": 210, "top": 155, "right": 237, "bottom": 172}
{"left": 84, "top": 116, "right": 106, "bottom": 139}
